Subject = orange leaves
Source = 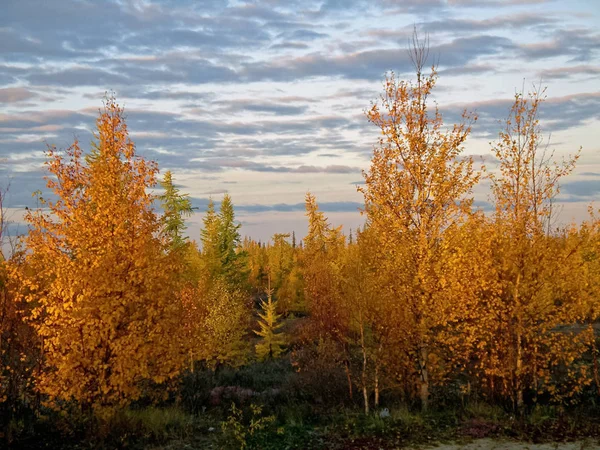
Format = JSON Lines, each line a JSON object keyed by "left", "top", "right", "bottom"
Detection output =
{"left": 359, "top": 50, "right": 480, "bottom": 410}
{"left": 489, "top": 87, "right": 580, "bottom": 236}
{"left": 17, "top": 97, "right": 185, "bottom": 409}
{"left": 464, "top": 87, "right": 589, "bottom": 408}
{"left": 303, "top": 193, "right": 347, "bottom": 341}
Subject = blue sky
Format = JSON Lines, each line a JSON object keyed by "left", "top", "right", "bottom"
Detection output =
{"left": 1, "top": 0, "right": 599, "bottom": 242}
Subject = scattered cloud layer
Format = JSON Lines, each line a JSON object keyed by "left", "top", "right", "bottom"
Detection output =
{"left": 0, "top": 0, "right": 598, "bottom": 241}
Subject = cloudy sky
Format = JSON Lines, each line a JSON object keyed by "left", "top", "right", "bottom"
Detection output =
{"left": 1, "top": 0, "right": 599, "bottom": 242}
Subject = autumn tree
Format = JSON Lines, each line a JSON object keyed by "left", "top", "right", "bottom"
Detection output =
{"left": 0, "top": 259, "right": 40, "bottom": 421}
{"left": 340, "top": 227, "right": 379, "bottom": 414}
{"left": 193, "top": 279, "right": 250, "bottom": 369}
{"left": 303, "top": 192, "right": 346, "bottom": 340}
{"left": 572, "top": 209, "right": 600, "bottom": 394}
{"left": 181, "top": 196, "right": 251, "bottom": 371}
{"left": 17, "top": 99, "right": 184, "bottom": 409}
{"left": 479, "top": 86, "right": 585, "bottom": 409}
{"left": 266, "top": 233, "right": 304, "bottom": 314}
{"left": 200, "top": 199, "right": 222, "bottom": 280}
{"left": 255, "top": 286, "right": 286, "bottom": 361}
{"left": 301, "top": 193, "right": 352, "bottom": 397}
{"left": 0, "top": 184, "right": 39, "bottom": 414}
{"left": 242, "top": 236, "right": 269, "bottom": 294}
{"left": 359, "top": 31, "right": 479, "bottom": 410}
{"left": 267, "top": 234, "right": 293, "bottom": 293}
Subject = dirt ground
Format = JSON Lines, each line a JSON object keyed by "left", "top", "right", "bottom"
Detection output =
{"left": 419, "top": 439, "right": 600, "bottom": 450}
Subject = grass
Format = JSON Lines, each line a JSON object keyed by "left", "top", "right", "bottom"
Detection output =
{"left": 4, "top": 358, "right": 600, "bottom": 449}
{"left": 6, "top": 401, "right": 600, "bottom": 449}
{"left": 107, "top": 407, "right": 195, "bottom": 442}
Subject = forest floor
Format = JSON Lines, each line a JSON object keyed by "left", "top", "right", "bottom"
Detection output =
{"left": 426, "top": 439, "right": 599, "bottom": 450}
{"left": 7, "top": 359, "right": 600, "bottom": 449}
{"left": 149, "top": 437, "right": 600, "bottom": 450}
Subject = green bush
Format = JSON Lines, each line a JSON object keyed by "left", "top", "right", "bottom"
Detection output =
{"left": 220, "top": 403, "right": 276, "bottom": 449}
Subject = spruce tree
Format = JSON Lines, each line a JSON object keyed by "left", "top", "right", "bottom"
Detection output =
{"left": 218, "top": 194, "right": 248, "bottom": 287}
{"left": 159, "top": 170, "right": 194, "bottom": 251}
{"left": 218, "top": 194, "right": 242, "bottom": 274}
{"left": 200, "top": 199, "right": 222, "bottom": 278}
{"left": 254, "top": 287, "right": 286, "bottom": 360}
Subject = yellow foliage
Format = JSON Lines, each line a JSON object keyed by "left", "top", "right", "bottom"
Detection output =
{"left": 359, "top": 52, "right": 479, "bottom": 409}
{"left": 17, "top": 98, "right": 185, "bottom": 408}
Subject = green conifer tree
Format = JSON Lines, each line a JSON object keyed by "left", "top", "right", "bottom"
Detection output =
{"left": 254, "top": 287, "right": 286, "bottom": 361}
{"left": 159, "top": 170, "right": 195, "bottom": 251}
{"left": 218, "top": 194, "right": 248, "bottom": 288}
{"left": 200, "top": 198, "right": 222, "bottom": 278}
{"left": 219, "top": 194, "right": 242, "bottom": 272}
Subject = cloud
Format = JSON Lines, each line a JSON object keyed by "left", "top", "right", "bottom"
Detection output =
{"left": 537, "top": 65, "right": 600, "bottom": 80}
{"left": 518, "top": 29, "right": 600, "bottom": 62}
{"left": 191, "top": 200, "right": 363, "bottom": 214}
{"left": 418, "top": 13, "right": 556, "bottom": 34}
{"left": 218, "top": 99, "right": 309, "bottom": 116}
{"left": 0, "top": 87, "right": 37, "bottom": 103}
{"left": 203, "top": 188, "right": 229, "bottom": 195}
{"left": 270, "top": 42, "right": 310, "bottom": 50}
{"left": 443, "top": 92, "right": 600, "bottom": 138}
{"left": 438, "top": 63, "right": 497, "bottom": 76}
{"left": 242, "top": 34, "right": 513, "bottom": 82}
{"left": 27, "top": 56, "right": 239, "bottom": 87}
{"left": 447, "top": 0, "right": 550, "bottom": 6}
{"left": 0, "top": 169, "right": 50, "bottom": 208}
{"left": 561, "top": 180, "right": 600, "bottom": 199}
{"left": 0, "top": 0, "right": 598, "bottom": 228}
{"left": 294, "top": 165, "right": 358, "bottom": 173}
{"left": 189, "top": 159, "right": 360, "bottom": 174}
{"left": 287, "top": 29, "right": 329, "bottom": 41}
{"left": 27, "top": 67, "right": 130, "bottom": 87}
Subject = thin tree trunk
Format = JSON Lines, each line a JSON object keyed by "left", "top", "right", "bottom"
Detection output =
{"left": 344, "top": 359, "right": 353, "bottom": 400}
{"left": 362, "top": 383, "right": 369, "bottom": 415}
{"left": 374, "top": 363, "right": 380, "bottom": 408}
{"left": 374, "top": 342, "right": 382, "bottom": 408}
{"left": 360, "top": 321, "right": 369, "bottom": 414}
{"left": 419, "top": 345, "right": 429, "bottom": 412}
{"left": 342, "top": 337, "right": 353, "bottom": 401}
{"left": 532, "top": 343, "right": 538, "bottom": 404}
{"left": 515, "top": 331, "right": 523, "bottom": 411}
{"left": 514, "top": 273, "right": 524, "bottom": 411}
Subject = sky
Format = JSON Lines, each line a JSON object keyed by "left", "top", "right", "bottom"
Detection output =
{"left": 1, "top": 0, "right": 599, "bottom": 243}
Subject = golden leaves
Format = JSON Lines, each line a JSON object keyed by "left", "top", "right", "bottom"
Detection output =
{"left": 17, "top": 98, "right": 185, "bottom": 409}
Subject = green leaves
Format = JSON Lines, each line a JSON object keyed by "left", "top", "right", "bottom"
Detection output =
{"left": 200, "top": 195, "right": 248, "bottom": 289}
{"left": 159, "top": 170, "right": 195, "bottom": 251}
{"left": 255, "top": 289, "right": 286, "bottom": 361}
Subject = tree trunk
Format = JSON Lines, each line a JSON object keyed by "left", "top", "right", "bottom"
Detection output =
{"left": 374, "top": 342, "right": 382, "bottom": 408}
{"left": 374, "top": 362, "right": 380, "bottom": 408}
{"left": 360, "top": 321, "right": 369, "bottom": 414}
{"left": 514, "top": 273, "right": 524, "bottom": 412}
{"left": 344, "top": 359, "right": 353, "bottom": 401}
{"left": 532, "top": 343, "right": 538, "bottom": 404}
{"left": 419, "top": 345, "right": 429, "bottom": 411}
{"left": 362, "top": 384, "right": 369, "bottom": 415}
